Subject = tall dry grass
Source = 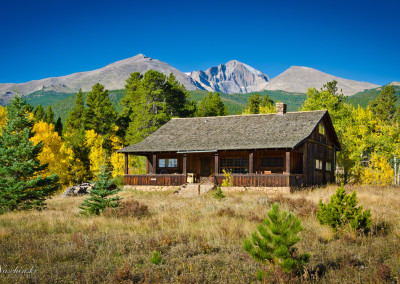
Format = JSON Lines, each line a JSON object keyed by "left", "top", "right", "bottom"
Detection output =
{"left": 0, "top": 184, "right": 399, "bottom": 283}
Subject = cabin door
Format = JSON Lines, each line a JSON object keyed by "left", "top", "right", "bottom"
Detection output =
{"left": 200, "top": 157, "right": 212, "bottom": 178}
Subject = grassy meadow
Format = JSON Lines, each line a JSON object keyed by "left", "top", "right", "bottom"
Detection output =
{"left": 0, "top": 185, "right": 399, "bottom": 283}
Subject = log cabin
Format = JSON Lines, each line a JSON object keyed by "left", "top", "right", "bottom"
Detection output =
{"left": 118, "top": 103, "right": 341, "bottom": 189}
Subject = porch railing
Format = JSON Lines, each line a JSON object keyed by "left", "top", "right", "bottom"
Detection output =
{"left": 124, "top": 174, "right": 186, "bottom": 186}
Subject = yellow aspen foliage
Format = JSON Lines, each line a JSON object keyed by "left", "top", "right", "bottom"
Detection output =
{"left": 361, "top": 152, "right": 394, "bottom": 186}
{"left": 85, "top": 129, "right": 105, "bottom": 177}
{"left": 259, "top": 104, "right": 276, "bottom": 114}
{"left": 0, "top": 105, "right": 6, "bottom": 131}
{"left": 30, "top": 121, "right": 72, "bottom": 187}
{"left": 109, "top": 127, "right": 125, "bottom": 177}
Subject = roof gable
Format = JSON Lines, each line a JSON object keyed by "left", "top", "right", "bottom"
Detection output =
{"left": 119, "top": 110, "right": 338, "bottom": 153}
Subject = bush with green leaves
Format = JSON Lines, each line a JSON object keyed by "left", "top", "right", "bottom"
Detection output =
{"left": 316, "top": 184, "right": 371, "bottom": 233}
{"left": 213, "top": 186, "right": 225, "bottom": 200}
{"left": 79, "top": 166, "right": 120, "bottom": 215}
{"left": 244, "top": 203, "right": 309, "bottom": 274}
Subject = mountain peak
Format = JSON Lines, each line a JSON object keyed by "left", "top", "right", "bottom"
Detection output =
{"left": 187, "top": 60, "right": 269, "bottom": 94}
{"left": 266, "top": 66, "right": 379, "bottom": 96}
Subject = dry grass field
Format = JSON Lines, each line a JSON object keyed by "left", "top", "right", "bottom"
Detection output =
{"left": 0, "top": 184, "right": 399, "bottom": 283}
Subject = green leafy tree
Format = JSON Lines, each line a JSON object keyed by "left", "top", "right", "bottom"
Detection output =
{"left": 33, "top": 104, "right": 46, "bottom": 122}
{"left": 79, "top": 166, "right": 119, "bottom": 215}
{"left": 244, "top": 203, "right": 309, "bottom": 274}
{"left": 0, "top": 96, "right": 59, "bottom": 213}
{"left": 55, "top": 117, "right": 63, "bottom": 137}
{"left": 84, "top": 83, "right": 117, "bottom": 137}
{"left": 45, "top": 106, "right": 55, "bottom": 124}
{"left": 369, "top": 85, "right": 398, "bottom": 122}
{"left": 197, "top": 92, "right": 227, "bottom": 117}
{"left": 245, "top": 94, "right": 261, "bottom": 114}
{"left": 316, "top": 184, "right": 371, "bottom": 233}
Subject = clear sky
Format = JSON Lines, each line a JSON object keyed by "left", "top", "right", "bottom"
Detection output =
{"left": 1, "top": 0, "right": 399, "bottom": 85}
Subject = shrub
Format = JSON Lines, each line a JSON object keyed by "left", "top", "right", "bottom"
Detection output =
{"left": 244, "top": 203, "right": 309, "bottom": 274}
{"left": 104, "top": 199, "right": 150, "bottom": 218}
{"left": 79, "top": 166, "right": 120, "bottom": 215}
{"left": 221, "top": 169, "right": 233, "bottom": 187}
{"left": 150, "top": 251, "right": 163, "bottom": 265}
{"left": 213, "top": 186, "right": 225, "bottom": 200}
{"left": 316, "top": 184, "right": 371, "bottom": 233}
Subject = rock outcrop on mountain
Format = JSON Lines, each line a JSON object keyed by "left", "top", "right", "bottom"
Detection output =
{"left": 188, "top": 60, "right": 269, "bottom": 94}
{"left": 265, "top": 66, "right": 379, "bottom": 96}
{"left": 0, "top": 54, "right": 201, "bottom": 103}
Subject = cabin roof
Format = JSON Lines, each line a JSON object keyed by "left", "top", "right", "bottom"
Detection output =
{"left": 119, "top": 110, "right": 340, "bottom": 153}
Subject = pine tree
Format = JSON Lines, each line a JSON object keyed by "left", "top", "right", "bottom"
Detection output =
{"left": 85, "top": 83, "right": 117, "bottom": 137}
{"left": 164, "top": 73, "right": 197, "bottom": 117}
{"left": 369, "top": 85, "right": 398, "bottom": 122}
{"left": 0, "top": 96, "right": 59, "bottom": 213}
{"left": 33, "top": 104, "right": 46, "bottom": 122}
{"left": 213, "top": 186, "right": 225, "bottom": 200}
{"left": 244, "top": 203, "right": 309, "bottom": 274}
{"left": 316, "top": 184, "right": 371, "bottom": 233}
{"left": 261, "top": 95, "right": 274, "bottom": 108}
{"left": 65, "top": 89, "right": 85, "bottom": 134}
{"left": 197, "top": 92, "right": 227, "bottom": 117}
{"left": 45, "top": 106, "right": 55, "bottom": 124}
{"left": 68, "top": 126, "right": 92, "bottom": 184}
{"left": 79, "top": 166, "right": 119, "bottom": 215}
{"left": 55, "top": 117, "right": 63, "bottom": 137}
{"left": 246, "top": 94, "right": 261, "bottom": 114}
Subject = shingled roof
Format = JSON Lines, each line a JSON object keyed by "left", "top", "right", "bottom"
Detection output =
{"left": 119, "top": 110, "right": 339, "bottom": 153}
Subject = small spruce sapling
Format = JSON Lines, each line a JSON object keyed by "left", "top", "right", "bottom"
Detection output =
{"left": 316, "top": 184, "right": 371, "bottom": 233}
{"left": 79, "top": 166, "right": 120, "bottom": 215}
{"left": 244, "top": 203, "right": 309, "bottom": 274}
{"left": 213, "top": 186, "right": 225, "bottom": 200}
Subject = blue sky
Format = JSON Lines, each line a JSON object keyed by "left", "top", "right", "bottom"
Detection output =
{"left": 1, "top": 0, "right": 399, "bottom": 85}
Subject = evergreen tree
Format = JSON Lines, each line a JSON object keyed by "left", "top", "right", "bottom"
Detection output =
{"left": 197, "top": 92, "right": 227, "bottom": 117}
{"left": 68, "top": 126, "right": 92, "bottom": 184}
{"left": 33, "top": 104, "right": 46, "bottom": 122}
{"left": 125, "top": 70, "right": 170, "bottom": 144}
{"left": 369, "top": 85, "right": 398, "bottom": 122}
{"left": 65, "top": 89, "right": 85, "bottom": 133}
{"left": 0, "top": 96, "right": 59, "bottom": 213}
{"left": 213, "top": 186, "right": 225, "bottom": 200}
{"left": 244, "top": 203, "right": 309, "bottom": 274}
{"left": 246, "top": 94, "right": 261, "bottom": 114}
{"left": 45, "top": 106, "right": 55, "bottom": 124}
{"left": 261, "top": 95, "right": 274, "bottom": 108}
{"left": 164, "top": 73, "right": 197, "bottom": 117}
{"left": 316, "top": 184, "right": 371, "bottom": 233}
{"left": 116, "top": 72, "right": 143, "bottom": 142}
{"left": 79, "top": 166, "right": 119, "bottom": 215}
{"left": 84, "top": 83, "right": 117, "bottom": 136}
{"left": 55, "top": 117, "right": 63, "bottom": 137}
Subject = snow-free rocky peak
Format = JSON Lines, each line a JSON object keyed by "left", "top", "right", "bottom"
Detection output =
{"left": 265, "top": 66, "right": 379, "bottom": 96}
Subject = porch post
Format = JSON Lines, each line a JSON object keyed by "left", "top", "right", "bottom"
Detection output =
{"left": 124, "top": 153, "right": 129, "bottom": 175}
{"left": 214, "top": 153, "right": 219, "bottom": 175}
{"left": 249, "top": 151, "right": 254, "bottom": 173}
{"left": 285, "top": 151, "right": 291, "bottom": 174}
{"left": 183, "top": 154, "right": 187, "bottom": 175}
{"left": 152, "top": 154, "right": 157, "bottom": 174}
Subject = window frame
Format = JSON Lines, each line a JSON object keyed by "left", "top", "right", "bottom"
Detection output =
{"left": 315, "top": 159, "right": 323, "bottom": 170}
{"left": 319, "top": 124, "right": 326, "bottom": 136}
{"left": 260, "top": 156, "right": 285, "bottom": 168}
{"left": 158, "top": 158, "right": 178, "bottom": 168}
{"left": 326, "top": 161, "right": 332, "bottom": 172}
{"left": 219, "top": 157, "right": 249, "bottom": 174}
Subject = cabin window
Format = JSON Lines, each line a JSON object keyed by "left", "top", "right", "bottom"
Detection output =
{"left": 326, "top": 162, "right": 332, "bottom": 172}
{"left": 319, "top": 124, "right": 326, "bottom": 136}
{"left": 316, "top": 159, "right": 323, "bottom": 170}
{"left": 159, "top": 158, "right": 178, "bottom": 168}
{"left": 220, "top": 158, "right": 248, "bottom": 174}
{"left": 261, "top": 157, "right": 284, "bottom": 168}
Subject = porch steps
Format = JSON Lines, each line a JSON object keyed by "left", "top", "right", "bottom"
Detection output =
{"left": 174, "top": 182, "right": 216, "bottom": 197}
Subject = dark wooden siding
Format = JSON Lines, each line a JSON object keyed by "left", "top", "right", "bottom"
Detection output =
{"left": 214, "top": 174, "right": 302, "bottom": 187}
{"left": 124, "top": 174, "right": 186, "bottom": 186}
